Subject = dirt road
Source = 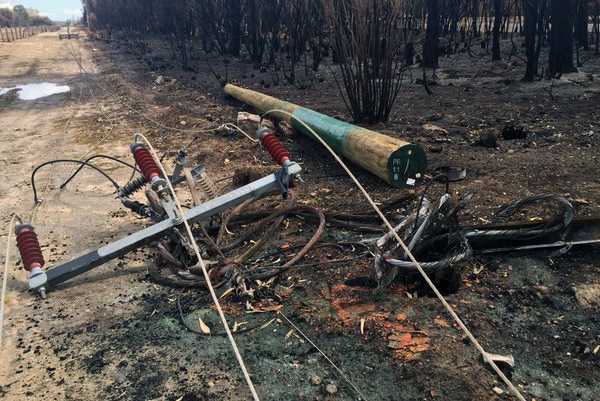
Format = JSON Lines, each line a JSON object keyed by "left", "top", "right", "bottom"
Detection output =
{"left": 0, "top": 30, "right": 150, "bottom": 400}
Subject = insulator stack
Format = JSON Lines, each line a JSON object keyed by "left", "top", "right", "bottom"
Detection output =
{"left": 257, "top": 129, "right": 291, "bottom": 166}
{"left": 197, "top": 171, "right": 218, "bottom": 200}
{"left": 131, "top": 143, "right": 161, "bottom": 181}
{"left": 119, "top": 176, "right": 148, "bottom": 198}
{"left": 15, "top": 224, "right": 45, "bottom": 272}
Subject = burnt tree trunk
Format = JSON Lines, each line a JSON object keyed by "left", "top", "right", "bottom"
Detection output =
{"left": 596, "top": 0, "right": 600, "bottom": 55}
{"left": 523, "top": 0, "right": 541, "bottom": 81}
{"left": 575, "top": 0, "right": 589, "bottom": 50}
{"left": 492, "top": 0, "right": 503, "bottom": 60}
{"left": 248, "top": 0, "right": 261, "bottom": 64}
{"left": 472, "top": 0, "right": 480, "bottom": 36}
{"left": 227, "top": 0, "right": 241, "bottom": 56}
{"left": 423, "top": 0, "right": 440, "bottom": 68}
{"left": 548, "top": 0, "right": 577, "bottom": 75}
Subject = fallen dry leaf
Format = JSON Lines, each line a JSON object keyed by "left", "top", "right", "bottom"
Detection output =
{"left": 247, "top": 305, "right": 284, "bottom": 313}
{"left": 572, "top": 198, "right": 590, "bottom": 205}
{"left": 198, "top": 317, "right": 211, "bottom": 335}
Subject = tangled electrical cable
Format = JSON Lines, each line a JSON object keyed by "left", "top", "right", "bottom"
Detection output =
{"left": 150, "top": 192, "right": 325, "bottom": 289}
{"left": 373, "top": 190, "right": 574, "bottom": 294}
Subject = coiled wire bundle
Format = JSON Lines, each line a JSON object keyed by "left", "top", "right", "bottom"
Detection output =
{"left": 374, "top": 192, "right": 574, "bottom": 294}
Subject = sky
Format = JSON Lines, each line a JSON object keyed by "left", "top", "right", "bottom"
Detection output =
{"left": 0, "top": 0, "right": 82, "bottom": 20}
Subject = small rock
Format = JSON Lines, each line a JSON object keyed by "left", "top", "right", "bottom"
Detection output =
{"left": 492, "top": 386, "right": 504, "bottom": 395}
{"left": 236, "top": 111, "right": 274, "bottom": 134}
{"left": 325, "top": 384, "right": 338, "bottom": 395}
{"left": 277, "top": 120, "right": 295, "bottom": 137}
{"left": 422, "top": 123, "right": 448, "bottom": 134}
{"left": 573, "top": 284, "right": 600, "bottom": 308}
{"left": 309, "top": 374, "right": 322, "bottom": 386}
{"left": 155, "top": 75, "right": 164, "bottom": 84}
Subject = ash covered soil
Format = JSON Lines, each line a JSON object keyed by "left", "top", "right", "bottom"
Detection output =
{"left": 1, "top": 31, "right": 599, "bottom": 401}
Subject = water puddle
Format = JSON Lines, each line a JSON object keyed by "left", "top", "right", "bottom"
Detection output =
{"left": 0, "top": 83, "right": 70, "bottom": 100}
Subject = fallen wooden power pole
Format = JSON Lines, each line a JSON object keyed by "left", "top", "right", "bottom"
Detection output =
{"left": 224, "top": 84, "right": 427, "bottom": 188}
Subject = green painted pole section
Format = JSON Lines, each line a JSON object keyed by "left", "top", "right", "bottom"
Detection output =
{"left": 224, "top": 84, "right": 427, "bottom": 188}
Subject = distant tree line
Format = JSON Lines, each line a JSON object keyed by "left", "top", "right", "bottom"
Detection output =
{"left": 81, "top": 0, "right": 600, "bottom": 122}
{"left": 0, "top": 5, "right": 54, "bottom": 27}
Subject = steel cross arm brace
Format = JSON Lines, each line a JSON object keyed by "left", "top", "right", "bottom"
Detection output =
{"left": 31, "top": 162, "right": 302, "bottom": 295}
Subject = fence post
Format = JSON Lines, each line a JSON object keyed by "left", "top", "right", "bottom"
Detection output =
{"left": 10, "top": 27, "right": 15, "bottom": 41}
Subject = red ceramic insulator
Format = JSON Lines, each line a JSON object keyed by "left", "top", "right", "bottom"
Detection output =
{"left": 16, "top": 229, "right": 45, "bottom": 271}
{"left": 132, "top": 145, "right": 160, "bottom": 181}
{"left": 260, "top": 132, "right": 291, "bottom": 166}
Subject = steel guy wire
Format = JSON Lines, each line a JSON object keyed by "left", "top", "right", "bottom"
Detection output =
{"left": 262, "top": 108, "right": 528, "bottom": 401}
{"left": 134, "top": 133, "right": 261, "bottom": 401}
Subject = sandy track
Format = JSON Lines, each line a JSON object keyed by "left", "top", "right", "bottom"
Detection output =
{"left": 0, "top": 31, "right": 148, "bottom": 400}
